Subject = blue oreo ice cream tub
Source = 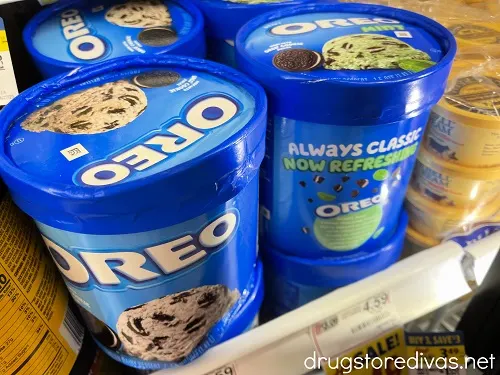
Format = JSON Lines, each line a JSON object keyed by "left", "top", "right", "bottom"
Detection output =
{"left": 237, "top": 3, "right": 456, "bottom": 257}
{"left": 190, "top": 0, "right": 319, "bottom": 67}
{"left": 0, "top": 56, "right": 267, "bottom": 370}
{"left": 24, "top": 0, "right": 206, "bottom": 78}
{"left": 261, "top": 210, "right": 408, "bottom": 321}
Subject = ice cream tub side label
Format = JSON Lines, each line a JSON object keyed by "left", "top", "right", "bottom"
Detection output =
{"left": 260, "top": 115, "right": 424, "bottom": 255}
{"left": 39, "top": 177, "right": 259, "bottom": 369}
{"left": 0, "top": 196, "right": 83, "bottom": 375}
{"left": 32, "top": 0, "right": 194, "bottom": 64}
{"left": 243, "top": 12, "right": 444, "bottom": 81}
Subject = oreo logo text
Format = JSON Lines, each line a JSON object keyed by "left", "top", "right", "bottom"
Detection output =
{"left": 44, "top": 211, "right": 239, "bottom": 287}
{"left": 270, "top": 17, "right": 400, "bottom": 36}
{"left": 77, "top": 94, "right": 239, "bottom": 187}
{"left": 316, "top": 195, "right": 382, "bottom": 218}
{"left": 61, "top": 9, "right": 106, "bottom": 60}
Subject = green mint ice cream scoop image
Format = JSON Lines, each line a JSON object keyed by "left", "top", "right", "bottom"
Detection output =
{"left": 322, "top": 34, "right": 431, "bottom": 70}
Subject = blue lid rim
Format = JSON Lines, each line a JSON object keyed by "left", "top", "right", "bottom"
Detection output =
{"left": 262, "top": 210, "right": 408, "bottom": 286}
{"left": 23, "top": 0, "right": 205, "bottom": 72}
{"left": 191, "top": 0, "right": 315, "bottom": 40}
{"left": 0, "top": 56, "right": 267, "bottom": 228}
{"left": 236, "top": 3, "right": 457, "bottom": 125}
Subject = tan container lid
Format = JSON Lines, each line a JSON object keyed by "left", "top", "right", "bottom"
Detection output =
{"left": 433, "top": 60, "right": 500, "bottom": 129}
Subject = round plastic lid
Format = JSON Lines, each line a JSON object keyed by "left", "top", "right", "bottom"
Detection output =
{"left": 0, "top": 56, "right": 267, "bottom": 232}
{"left": 191, "top": 0, "right": 317, "bottom": 40}
{"left": 418, "top": 146, "right": 500, "bottom": 181}
{"left": 406, "top": 225, "right": 439, "bottom": 248}
{"left": 406, "top": 186, "right": 499, "bottom": 220}
{"left": 236, "top": 3, "right": 457, "bottom": 125}
{"left": 24, "top": 0, "right": 204, "bottom": 69}
{"left": 434, "top": 62, "right": 500, "bottom": 129}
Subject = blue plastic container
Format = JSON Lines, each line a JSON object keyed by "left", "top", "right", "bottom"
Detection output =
{"left": 261, "top": 210, "right": 408, "bottom": 321}
{"left": 237, "top": 3, "right": 456, "bottom": 258}
{"left": 221, "top": 259, "right": 264, "bottom": 340}
{"left": 23, "top": 0, "right": 206, "bottom": 78}
{"left": 0, "top": 56, "right": 267, "bottom": 370}
{"left": 190, "top": 0, "right": 319, "bottom": 67}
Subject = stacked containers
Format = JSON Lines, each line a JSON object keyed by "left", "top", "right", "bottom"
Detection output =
{"left": 236, "top": 3, "right": 456, "bottom": 318}
{"left": 407, "top": 60, "right": 500, "bottom": 243}
{"left": 23, "top": 0, "right": 206, "bottom": 77}
{"left": 0, "top": 56, "right": 266, "bottom": 370}
{"left": 189, "top": 0, "right": 320, "bottom": 67}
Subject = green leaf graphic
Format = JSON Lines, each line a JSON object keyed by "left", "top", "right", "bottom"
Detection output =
{"left": 317, "top": 192, "right": 336, "bottom": 201}
{"left": 398, "top": 59, "right": 436, "bottom": 73}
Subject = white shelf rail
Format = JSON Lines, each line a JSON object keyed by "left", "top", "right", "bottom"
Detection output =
{"left": 155, "top": 232, "right": 500, "bottom": 375}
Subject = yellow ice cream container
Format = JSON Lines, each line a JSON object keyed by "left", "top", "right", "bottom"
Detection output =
{"left": 405, "top": 186, "right": 498, "bottom": 239}
{"left": 412, "top": 146, "right": 500, "bottom": 207}
{"left": 424, "top": 64, "right": 500, "bottom": 167}
{"left": 443, "top": 20, "right": 500, "bottom": 51}
{"left": 403, "top": 225, "right": 440, "bottom": 256}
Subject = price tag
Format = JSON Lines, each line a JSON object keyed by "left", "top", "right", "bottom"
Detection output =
{"left": 405, "top": 332, "right": 466, "bottom": 375}
{"left": 0, "top": 18, "right": 19, "bottom": 107}
{"left": 311, "top": 292, "right": 400, "bottom": 358}
{"left": 205, "top": 364, "right": 238, "bottom": 375}
{"left": 322, "top": 328, "right": 406, "bottom": 375}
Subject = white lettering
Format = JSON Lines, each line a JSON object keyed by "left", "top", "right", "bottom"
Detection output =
{"left": 61, "top": 15, "right": 83, "bottom": 28}
{"left": 186, "top": 96, "right": 238, "bottom": 130}
{"left": 80, "top": 252, "right": 160, "bottom": 285}
{"left": 62, "top": 9, "right": 106, "bottom": 60}
{"left": 316, "top": 196, "right": 381, "bottom": 218}
{"left": 70, "top": 35, "right": 106, "bottom": 60}
{"left": 113, "top": 145, "right": 167, "bottom": 171}
{"left": 199, "top": 213, "right": 237, "bottom": 247}
{"left": 79, "top": 94, "right": 239, "bottom": 186}
{"left": 271, "top": 22, "right": 317, "bottom": 35}
{"left": 145, "top": 123, "right": 203, "bottom": 153}
{"left": 43, "top": 237, "right": 90, "bottom": 284}
{"left": 146, "top": 236, "right": 207, "bottom": 274}
{"left": 80, "top": 163, "right": 130, "bottom": 186}
{"left": 271, "top": 18, "right": 400, "bottom": 35}
{"left": 63, "top": 22, "right": 87, "bottom": 39}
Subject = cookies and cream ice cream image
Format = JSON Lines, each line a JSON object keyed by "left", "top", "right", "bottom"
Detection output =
{"left": 105, "top": 0, "right": 173, "bottom": 28}
{"left": 0, "top": 56, "right": 267, "bottom": 369}
{"left": 21, "top": 80, "right": 147, "bottom": 134}
{"left": 24, "top": 0, "right": 206, "bottom": 77}
{"left": 117, "top": 285, "right": 239, "bottom": 361}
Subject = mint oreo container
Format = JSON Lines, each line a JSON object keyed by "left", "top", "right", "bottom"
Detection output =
{"left": 24, "top": 0, "right": 205, "bottom": 78}
{"left": 261, "top": 210, "right": 408, "bottom": 321}
{"left": 237, "top": 3, "right": 456, "bottom": 258}
{"left": 0, "top": 56, "right": 267, "bottom": 370}
{"left": 190, "top": 0, "right": 319, "bottom": 67}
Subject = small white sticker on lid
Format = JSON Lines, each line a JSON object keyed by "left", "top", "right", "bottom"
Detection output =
{"left": 395, "top": 31, "right": 413, "bottom": 38}
{"left": 61, "top": 144, "right": 89, "bottom": 161}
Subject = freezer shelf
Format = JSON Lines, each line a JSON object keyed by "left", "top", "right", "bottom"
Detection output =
{"left": 154, "top": 232, "right": 500, "bottom": 375}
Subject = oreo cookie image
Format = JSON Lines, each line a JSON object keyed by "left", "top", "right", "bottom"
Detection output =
{"left": 272, "top": 49, "right": 322, "bottom": 72}
{"left": 138, "top": 27, "right": 178, "bottom": 47}
{"left": 116, "top": 285, "right": 240, "bottom": 362}
{"left": 133, "top": 70, "right": 181, "bottom": 88}
{"left": 79, "top": 308, "right": 121, "bottom": 350}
